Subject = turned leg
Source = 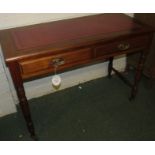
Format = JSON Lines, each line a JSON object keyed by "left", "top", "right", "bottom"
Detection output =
{"left": 108, "top": 57, "right": 114, "bottom": 78}
{"left": 130, "top": 51, "right": 146, "bottom": 100}
{"left": 8, "top": 61, "right": 37, "bottom": 140}
{"left": 16, "top": 87, "right": 37, "bottom": 140}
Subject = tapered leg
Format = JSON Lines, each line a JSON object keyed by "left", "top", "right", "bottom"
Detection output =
{"left": 108, "top": 57, "right": 114, "bottom": 78}
{"left": 17, "top": 87, "right": 37, "bottom": 140}
{"left": 130, "top": 51, "right": 147, "bottom": 100}
{"left": 8, "top": 61, "right": 37, "bottom": 140}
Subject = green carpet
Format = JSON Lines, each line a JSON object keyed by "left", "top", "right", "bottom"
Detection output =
{"left": 0, "top": 72, "right": 155, "bottom": 141}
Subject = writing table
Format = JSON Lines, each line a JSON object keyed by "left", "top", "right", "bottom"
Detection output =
{"left": 0, "top": 14, "right": 154, "bottom": 140}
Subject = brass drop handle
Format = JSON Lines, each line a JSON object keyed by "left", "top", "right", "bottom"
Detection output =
{"left": 52, "top": 58, "right": 65, "bottom": 67}
{"left": 118, "top": 43, "right": 130, "bottom": 51}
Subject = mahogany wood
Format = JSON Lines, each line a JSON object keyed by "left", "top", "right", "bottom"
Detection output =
{"left": 0, "top": 14, "right": 154, "bottom": 140}
{"left": 7, "top": 61, "right": 37, "bottom": 139}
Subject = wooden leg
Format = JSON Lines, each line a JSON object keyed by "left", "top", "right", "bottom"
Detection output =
{"left": 108, "top": 57, "right": 114, "bottom": 78}
{"left": 130, "top": 51, "right": 146, "bottom": 100}
{"left": 17, "top": 87, "right": 37, "bottom": 140}
{"left": 8, "top": 61, "right": 37, "bottom": 140}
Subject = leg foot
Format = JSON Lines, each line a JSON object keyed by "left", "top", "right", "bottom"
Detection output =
{"left": 129, "top": 94, "right": 135, "bottom": 101}
{"left": 31, "top": 134, "right": 39, "bottom": 141}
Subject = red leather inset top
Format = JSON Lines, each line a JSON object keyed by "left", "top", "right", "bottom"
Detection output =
{"left": 11, "top": 14, "right": 140, "bottom": 50}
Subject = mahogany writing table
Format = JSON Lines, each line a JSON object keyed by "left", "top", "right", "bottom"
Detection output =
{"left": 0, "top": 14, "right": 154, "bottom": 140}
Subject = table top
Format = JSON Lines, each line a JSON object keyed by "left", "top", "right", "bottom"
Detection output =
{"left": 0, "top": 13, "right": 153, "bottom": 63}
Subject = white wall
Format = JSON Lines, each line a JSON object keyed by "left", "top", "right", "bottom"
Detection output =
{"left": 0, "top": 13, "right": 133, "bottom": 117}
{"left": 0, "top": 13, "right": 93, "bottom": 29}
{"left": 0, "top": 48, "right": 17, "bottom": 116}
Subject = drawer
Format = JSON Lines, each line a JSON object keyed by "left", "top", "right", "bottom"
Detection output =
{"left": 95, "top": 35, "right": 149, "bottom": 58}
{"left": 19, "top": 48, "right": 92, "bottom": 78}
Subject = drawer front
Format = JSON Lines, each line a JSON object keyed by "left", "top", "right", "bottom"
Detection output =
{"left": 19, "top": 48, "right": 92, "bottom": 78}
{"left": 95, "top": 35, "right": 149, "bottom": 58}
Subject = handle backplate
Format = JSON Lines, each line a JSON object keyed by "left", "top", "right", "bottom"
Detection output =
{"left": 118, "top": 43, "right": 130, "bottom": 51}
